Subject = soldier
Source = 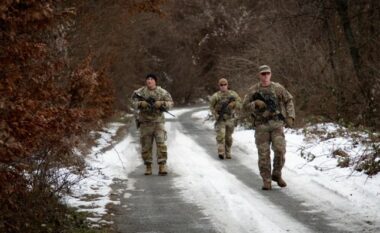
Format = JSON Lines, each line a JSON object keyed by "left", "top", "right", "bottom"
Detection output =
{"left": 209, "top": 78, "right": 242, "bottom": 160}
{"left": 131, "top": 73, "right": 174, "bottom": 176}
{"left": 243, "top": 65, "right": 295, "bottom": 190}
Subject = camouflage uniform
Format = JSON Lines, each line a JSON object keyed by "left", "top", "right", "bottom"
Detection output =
{"left": 132, "top": 86, "right": 173, "bottom": 166}
{"left": 243, "top": 82, "right": 295, "bottom": 184}
{"left": 209, "top": 90, "right": 242, "bottom": 159}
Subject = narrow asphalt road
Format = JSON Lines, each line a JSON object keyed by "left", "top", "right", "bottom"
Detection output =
{"left": 112, "top": 107, "right": 377, "bottom": 233}
{"left": 113, "top": 115, "right": 219, "bottom": 233}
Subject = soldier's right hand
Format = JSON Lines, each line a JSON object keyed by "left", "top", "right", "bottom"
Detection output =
{"left": 139, "top": 101, "right": 149, "bottom": 109}
{"left": 285, "top": 117, "right": 294, "bottom": 128}
{"left": 154, "top": 101, "right": 164, "bottom": 109}
{"left": 253, "top": 100, "right": 266, "bottom": 110}
{"left": 227, "top": 101, "right": 236, "bottom": 110}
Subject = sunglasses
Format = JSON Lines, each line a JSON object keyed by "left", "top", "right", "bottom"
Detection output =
{"left": 260, "top": 72, "right": 271, "bottom": 76}
{"left": 219, "top": 84, "right": 227, "bottom": 86}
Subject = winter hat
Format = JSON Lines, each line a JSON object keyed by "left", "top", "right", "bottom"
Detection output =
{"left": 146, "top": 73, "right": 158, "bottom": 82}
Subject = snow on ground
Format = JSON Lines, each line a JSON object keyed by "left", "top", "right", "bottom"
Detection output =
{"left": 192, "top": 109, "right": 380, "bottom": 227}
{"left": 63, "top": 120, "right": 141, "bottom": 226}
{"left": 64, "top": 107, "right": 380, "bottom": 230}
{"left": 168, "top": 127, "right": 311, "bottom": 233}
{"left": 63, "top": 111, "right": 174, "bottom": 225}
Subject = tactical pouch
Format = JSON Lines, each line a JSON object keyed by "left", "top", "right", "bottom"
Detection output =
{"left": 135, "top": 118, "right": 141, "bottom": 129}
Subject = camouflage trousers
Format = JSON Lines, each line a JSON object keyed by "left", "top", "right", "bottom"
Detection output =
{"left": 254, "top": 120, "right": 286, "bottom": 181}
{"left": 215, "top": 119, "right": 235, "bottom": 157}
{"left": 139, "top": 122, "right": 167, "bottom": 165}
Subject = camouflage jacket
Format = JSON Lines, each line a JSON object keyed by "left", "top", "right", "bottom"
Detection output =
{"left": 209, "top": 90, "right": 242, "bottom": 121}
{"left": 131, "top": 86, "right": 174, "bottom": 123}
{"left": 243, "top": 82, "right": 295, "bottom": 125}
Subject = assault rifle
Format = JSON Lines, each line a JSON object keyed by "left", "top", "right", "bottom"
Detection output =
{"left": 251, "top": 92, "right": 285, "bottom": 121}
{"left": 217, "top": 96, "right": 236, "bottom": 122}
{"left": 132, "top": 92, "right": 175, "bottom": 117}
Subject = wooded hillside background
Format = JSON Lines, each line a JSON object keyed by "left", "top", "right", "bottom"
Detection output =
{"left": 1, "top": 0, "right": 379, "bottom": 232}
{"left": 70, "top": 0, "right": 379, "bottom": 128}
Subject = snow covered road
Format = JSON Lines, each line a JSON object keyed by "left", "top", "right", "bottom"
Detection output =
{"left": 66, "top": 106, "right": 379, "bottom": 232}
{"left": 112, "top": 107, "right": 380, "bottom": 233}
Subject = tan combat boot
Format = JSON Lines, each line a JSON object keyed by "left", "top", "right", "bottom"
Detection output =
{"left": 158, "top": 164, "right": 167, "bottom": 176}
{"left": 144, "top": 164, "right": 152, "bottom": 176}
{"left": 225, "top": 147, "right": 231, "bottom": 159}
{"left": 262, "top": 180, "right": 272, "bottom": 190}
{"left": 218, "top": 144, "right": 225, "bottom": 160}
{"left": 272, "top": 175, "right": 287, "bottom": 187}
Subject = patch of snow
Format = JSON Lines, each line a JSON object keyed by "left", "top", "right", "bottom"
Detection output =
{"left": 65, "top": 107, "right": 380, "bottom": 231}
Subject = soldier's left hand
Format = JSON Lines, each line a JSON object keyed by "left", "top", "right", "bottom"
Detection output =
{"left": 262, "top": 110, "right": 272, "bottom": 118}
{"left": 227, "top": 101, "right": 236, "bottom": 109}
{"left": 154, "top": 101, "right": 165, "bottom": 108}
{"left": 253, "top": 100, "right": 266, "bottom": 110}
{"left": 285, "top": 117, "right": 294, "bottom": 128}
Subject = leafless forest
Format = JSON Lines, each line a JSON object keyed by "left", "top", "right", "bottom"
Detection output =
{"left": 70, "top": 0, "right": 379, "bottom": 126}
{"left": 1, "top": 0, "right": 379, "bottom": 232}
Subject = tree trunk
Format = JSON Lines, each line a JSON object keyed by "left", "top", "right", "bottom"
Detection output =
{"left": 322, "top": 0, "right": 344, "bottom": 118}
{"left": 335, "top": 0, "right": 376, "bottom": 125}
